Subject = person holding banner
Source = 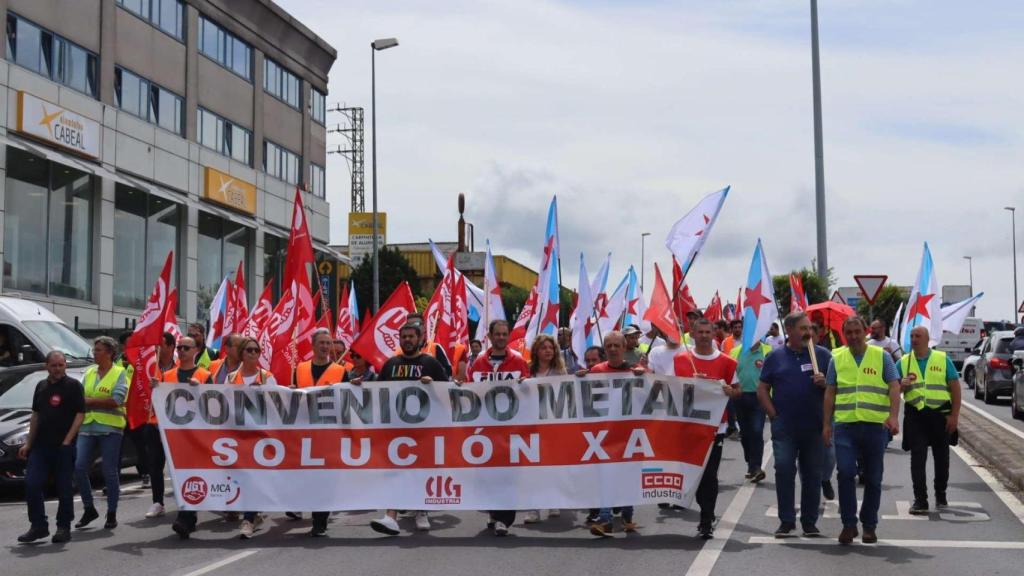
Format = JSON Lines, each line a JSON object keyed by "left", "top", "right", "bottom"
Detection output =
{"left": 370, "top": 322, "right": 448, "bottom": 536}
{"left": 581, "top": 330, "right": 646, "bottom": 537}
{"left": 293, "top": 329, "right": 346, "bottom": 388}
{"left": 142, "top": 333, "right": 180, "bottom": 519}
{"left": 823, "top": 316, "right": 901, "bottom": 545}
{"left": 522, "top": 334, "right": 567, "bottom": 525}
{"left": 343, "top": 349, "right": 377, "bottom": 383}
{"left": 583, "top": 346, "right": 605, "bottom": 370}
{"left": 74, "top": 336, "right": 128, "bottom": 531}
{"left": 208, "top": 333, "right": 243, "bottom": 384}
{"left": 757, "top": 312, "right": 831, "bottom": 538}
{"left": 673, "top": 319, "right": 740, "bottom": 539}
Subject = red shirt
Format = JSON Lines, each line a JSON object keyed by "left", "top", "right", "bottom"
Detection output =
{"left": 467, "top": 348, "right": 530, "bottom": 382}
{"left": 588, "top": 361, "right": 646, "bottom": 374}
{"left": 674, "top": 349, "right": 738, "bottom": 429}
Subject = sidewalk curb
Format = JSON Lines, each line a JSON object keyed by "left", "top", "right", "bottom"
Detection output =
{"left": 959, "top": 408, "right": 1024, "bottom": 493}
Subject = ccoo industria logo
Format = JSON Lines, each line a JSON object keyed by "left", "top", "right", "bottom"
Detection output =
{"left": 424, "top": 475, "right": 462, "bottom": 505}
{"left": 641, "top": 468, "right": 683, "bottom": 501}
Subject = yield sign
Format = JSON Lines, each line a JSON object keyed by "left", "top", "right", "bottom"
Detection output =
{"left": 853, "top": 275, "right": 888, "bottom": 305}
{"left": 830, "top": 291, "right": 846, "bottom": 305}
{"left": 1018, "top": 300, "right": 1024, "bottom": 315}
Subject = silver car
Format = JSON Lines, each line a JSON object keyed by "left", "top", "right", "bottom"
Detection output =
{"left": 974, "top": 331, "right": 1015, "bottom": 404}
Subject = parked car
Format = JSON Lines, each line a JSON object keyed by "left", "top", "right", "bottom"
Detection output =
{"left": 974, "top": 330, "right": 1016, "bottom": 404}
{"left": 938, "top": 317, "right": 984, "bottom": 369}
{"left": 1012, "top": 352, "right": 1024, "bottom": 420}
{"left": 962, "top": 340, "right": 985, "bottom": 389}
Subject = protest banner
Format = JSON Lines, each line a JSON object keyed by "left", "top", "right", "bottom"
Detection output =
{"left": 155, "top": 374, "right": 727, "bottom": 511}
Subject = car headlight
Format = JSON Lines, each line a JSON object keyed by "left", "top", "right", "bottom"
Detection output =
{"left": 2, "top": 431, "right": 29, "bottom": 447}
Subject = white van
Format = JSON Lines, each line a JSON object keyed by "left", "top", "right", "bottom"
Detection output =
{"left": 937, "top": 317, "right": 985, "bottom": 369}
{"left": 0, "top": 297, "right": 93, "bottom": 367}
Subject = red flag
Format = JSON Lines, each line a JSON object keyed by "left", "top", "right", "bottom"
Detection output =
{"left": 509, "top": 284, "right": 539, "bottom": 343}
{"left": 260, "top": 282, "right": 299, "bottom": 383}
{"left": 671, "top": 256, "right": 698, "bottom": 326}
{"left": 163, "top": 289, "right": 181, "bottom": 342}
{"left": 222, "top": 278, "right": 236, "bottom": 337}
{"left": 284, "top": 188, "right": 315, "bottom": 294}
{"left": 360, "top": 308, "right": 372, "bottom": 334}
{"left": 790, "top": 274, "right": 808, "bottom": 312}
{"left": 335, "top": 283, "right": 355, "bottom": 346}
{"left": 125, "top": 251, "right": 173, "bottom": 430}
{"left": 293, "top": 284, "right": 317, "bottom": 363}
{"left": 643, "top": 263, "right": 680, "bottom": 343}
{"left": 243, "top": 280, "right": 273, "bottom": 339}
{"left": 232, "top": 261, "right": 248, "bottom": 332}
{"left": 313, "top": 285, "right": 332, "bottom": 332}
{"left": 704, "top": 291, "right": 722, "bottom": 322}
{"left": 451, "top": 273, "right": 469, "bottom": 355}
{"left": 350, "top": 282, "right": 417, "bottom": 370}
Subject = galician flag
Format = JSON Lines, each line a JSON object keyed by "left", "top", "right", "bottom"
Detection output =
{"left": 525, "top": 197, "right": 561, "bottom": 345}
{"left": 941, "top": 292, "right": 984, "bottom": 336}
{"left": 740, "top": 240, "right": 778, "bottom": 351}
{"left": 621, "top": 266, "right": 648, "bottom": 332}
{"left": 474, "top": 240, "right": 506, "bottom": 341}
{"left": 901, "top": 242, "right": 943, "bottom": 350}
{"left": 570, "top": 253, "right": 595, "bottom": 363}
{"left": 664, "top": 186, "right": 730, "bottom": 275}
{"left": 597, "top": 271, "right": 630, "bottom": 337}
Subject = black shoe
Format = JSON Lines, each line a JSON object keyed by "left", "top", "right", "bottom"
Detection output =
{"left": 936, "top": 494, "right": 948, "bottom": 508}
{"left": 821, "top": 480, "right": 835, "bottom": 501}
{"left": 802, "top": 524, "right": 821, "bottom": 537}
{"left": 909, "top": 500, "right": 929, "bottom": 515}
{"left": 862, "top": 528, "right": 878, "bottom": 544}
{"left": 697, "top": 522, "right": 714, "bottom": 539}
{"left": 104, "top": 513, "right": 118, "bottom": 529}
{"left": 75, "top": 507, "right": 99, "bottom": 529}
{"left": 774, "top": 522, "right": 797, "bottom": 538}
{"left": 584, "top": 512, "right": 599, "bottom": 524}
{"left": 658, "top": 503, "right": 671, "bottom": 509}
{"left": 285, "top": 512, "right": 303, "bottom": 521}
{"left": 744, "top": 471, "right": 754, "bottom": 480}
{"left": 52, "top": 527, "right": 71, "bottom": 543}
{"left": 17, "top": 526, "right": 50, "bottom": 543}
{"left": 310, "top": 523, "right": 328, "bottom": 537}
{"left": 750, "top": 470, "right": 767, "bottom": 483}
{"left": 172, "top": 521, "right": 196, "bottom": 539}
{"left": 140, "top": 475, "right": 151, "bottom": 489}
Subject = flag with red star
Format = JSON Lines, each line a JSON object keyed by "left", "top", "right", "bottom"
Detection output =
{"left": 525, "top": 197, "right": 561, "bottom": 345}
{"left": 741, "top": 240, "right": 779, "bottom": 351}
{"left": 900, "top": 242, "right": 942, "bottom": 350}
{"left": 664, "top": 186, "right": 730, "bottom": 275}
{"left": 474, "top": 240, "right": 507, "bottom": 342}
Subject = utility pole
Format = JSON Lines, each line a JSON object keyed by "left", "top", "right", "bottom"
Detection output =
{"left": 811, "top": 0, "right": 828, "bottom": 279}
{"left": 328, "top": 106, "right": 365, "bottom": 212}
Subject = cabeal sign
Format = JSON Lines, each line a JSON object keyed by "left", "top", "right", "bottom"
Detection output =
{"left": 204, "top": 167, "right": 257, "bottom": 215}
{"left": 16, "top": 92, "right": 100, "bottom": 159}
{"left": 154, "top": 375, "right": 728, "bottom": 511}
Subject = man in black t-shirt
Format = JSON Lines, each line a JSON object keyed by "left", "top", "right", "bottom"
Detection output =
{"left": 371, "top": 323, "right": 446, "bottom": 536}
{"left": 18, "top": 351, "right": 85, "bottom": 544}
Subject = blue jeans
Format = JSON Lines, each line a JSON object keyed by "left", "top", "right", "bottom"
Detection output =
{"left": 735, "top": 393, "right": 765, "bottom": 473}
{"left": 25, "top": 444, "right": 76, "bottom": 529}
{"left": 75, "top": 433, "right": 123, "bottom": 514}
{"left": 771, "top": 420, "right": 823, "bottom": 526}
{"left": 598, "top": 506, "right": 632, "bottom": 523}
{"left": 834, "top": 422, "right": 888, "bottom": 529}
{"left": 821, "top": 441, "right": 836, "bottom": 482}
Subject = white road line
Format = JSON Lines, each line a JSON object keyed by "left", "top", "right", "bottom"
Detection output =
{"left": 747, "top": 536, "right": 1024, "bottom": 549}
{"left": 180, "top": 550, "right": 259, "bottom": 576}
{"left": 952, "top": 444, "right": 1024, "bottom": 527}
{"left": 961, "top": 400, "right": 1024, "bottom": 442}
{"left": 684, "top": 441, "right": 772, "bottom": 576}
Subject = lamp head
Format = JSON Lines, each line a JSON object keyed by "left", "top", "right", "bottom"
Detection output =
{"left": 372, "top": 38, "right": 399, "bottom": 51}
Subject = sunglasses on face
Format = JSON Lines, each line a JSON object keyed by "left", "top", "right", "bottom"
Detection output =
{"left": 176, "top": 345, "right": 193, "bottom": 351}
{"left": 243, "top": 347, "right": 260, "bottom": 354}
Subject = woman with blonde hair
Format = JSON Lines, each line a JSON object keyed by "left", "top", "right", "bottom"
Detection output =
{"left": 523, "top": 334, "right": 566, "bottom": 524}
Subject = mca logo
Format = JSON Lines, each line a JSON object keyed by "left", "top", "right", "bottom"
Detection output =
{"left": 424, "top": 475, "right": 462, "bottom": 505}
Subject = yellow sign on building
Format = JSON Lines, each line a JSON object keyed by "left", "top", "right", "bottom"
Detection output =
{"left": 203, "top": 167, "right": 257, "bottom": 215}
{"left": 348, "top": 212, "right": 387, "bottom": 266}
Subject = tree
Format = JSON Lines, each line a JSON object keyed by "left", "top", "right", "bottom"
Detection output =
{"left": 856, "top": 285, "right": 904, "bottom": 329}
{"left": 350, "top": 246, "right": 423, "bottom": 313}
{"left": 772, "top": 267, "right": 831, "bottom": 316}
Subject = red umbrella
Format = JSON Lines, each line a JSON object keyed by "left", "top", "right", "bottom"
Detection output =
{"left": 805, "top": 301, "right": 857, "bottom": 346}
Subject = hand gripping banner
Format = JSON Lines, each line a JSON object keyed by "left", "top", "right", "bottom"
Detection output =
{"left": 154, "top": 375, "right": 727, "bottom": 511}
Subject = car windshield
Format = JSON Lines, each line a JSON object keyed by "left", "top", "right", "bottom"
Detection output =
{"left": 995, "top": 338, "right": 1014, "bottom": 354}
{"left": 21, "top": 321, "right": 93, "bottom": 360}
{"left": 0, "top": 373, "right": 46, "bottom": 409}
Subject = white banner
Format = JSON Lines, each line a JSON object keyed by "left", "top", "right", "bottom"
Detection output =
{"left": 154, "top": 375, "right": 727, "bottom": 512}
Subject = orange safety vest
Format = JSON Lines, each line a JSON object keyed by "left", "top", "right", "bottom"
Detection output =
{"left": 208, "top": 359, "right": 241, "bottom": 384}
{"left": 150, "top": 366, "right": 209, "bottom": 424}
{"left": 294, "top": 361, "right": 346, "bottom": 388}
{"left": 230, "top": 368, "right": 272, "bottom": 385}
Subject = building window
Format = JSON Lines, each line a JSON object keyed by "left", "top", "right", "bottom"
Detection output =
{"left": 113, "top": 185, "right": 180, "bottom": 309}
{"left": 263, "top": 233, "right": 285, "bottom": 302}
{"left": 309, "top": 163, "right": 325, "bottom": 199}
{"left": 263, "top": 58, "right": 301, "bottom": 109}
{"left": 264, "top": 140, "right": 301, "bottom": 185}
{"left": 6, "top": 14, "right": 98, "bottom": 98}
{"left": 311, "top": 88, "right": 326, "bottom": 125}
{"left": 115, "top": 67, "right": 184, "bottom": 135}
{"left": 198, "top": 16, "right": 251, "bottom": 81}
{"left": 197, "top": 212, "right": 251, "bottom": 321}
{"left": 197, "top": 108, "right": 251, "bottom": 165}
{"left": 3, "top": 148, "right": 93, "bottom": 300}
{"left": 116, "top": 0, "right": 184, "bottom": 41}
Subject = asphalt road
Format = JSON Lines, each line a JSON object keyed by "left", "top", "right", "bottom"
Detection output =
{"left": 2, "top": 420, "right": 1023, "bottom": 576}
{"left": 961, "top": 379, "right": 1024, "bottom": 436}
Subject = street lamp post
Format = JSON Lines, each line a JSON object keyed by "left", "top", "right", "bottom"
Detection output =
{"left": 810, "top": 0, "right": 828, "bottom": 280}
{"left": 963, "top": 256, "right": 973, "bottom": 296}
{"left": 370, "top": 37, "right": 398, "bottom": 314}
{"left": 640, "top": 232, "right": 651, "bottom": 293}
{"left": 1007, "top": 206, "right": 1018, "bottom": 319}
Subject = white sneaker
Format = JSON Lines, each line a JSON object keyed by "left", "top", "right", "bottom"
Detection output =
{"left": 494, "top": 521, "right": 509, "bottom": 536}
{"left": 145, "top": 503, "right": 165, "bottom": 518}
{"left": 415, "top": 511, "right": 431, "bottom": 531}
{"left": 548, "top": 509, "right": 561, "bottom": 518}
{"left": 370, "top": 515, "right": 401, "bottom": 536}
{"left": 523, "top": 510, "right": 541, "bottom": 524}
{"left": 239, "top": 520, "right": 255, "bottom": 539}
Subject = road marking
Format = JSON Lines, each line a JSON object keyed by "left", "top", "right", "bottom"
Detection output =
{"left": 961, "top": 400, "right": 1024, "bottom": 442}
{"left": 764, "top": 500, "right": 989, "bottom": 522}
{"left": 953, "top": 444, "right": 1024, "bottom": 527}
{"left": 180, "top": 550, "right": 259, "bottom": 576}
{"left": 684, "top": 441, "right": 772, "bottom": 576}
{"left": 747, "top": 536, "right": 1024, "bottom": 549}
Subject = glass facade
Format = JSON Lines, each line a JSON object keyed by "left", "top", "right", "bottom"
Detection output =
{"left": 197, "top": 108, "right": 251, "bottom": 165}
{"left": 113, "top": 185, "right": 180, "bottom": 309}
{"left": 115, "top": 67, "right": 185, "bottom": 135}
{"left": 3, "top": 148, "right": 93, "bottom": 300}
{"left": 198, "top": 16, "right": 251, "bottom": 80}
{"left": 264, "top": 140, "right": 301, "bottom": 185}
{"left": 6, "top": 14, "right": 98, "bottom": 98}
{"left": 264, "top": 58, "right": 301, "bottom": 109}
{"left": 196, "top": 212, "right": 251, "bottom": 321}
{"left": 309, "top": 163, "right": 325, "bottom": 199}
{"left": 311, "top": 88, "right": 326, "bottom": 125}
{"left": 263, "top": 233, "right": 286, "bottom": 302}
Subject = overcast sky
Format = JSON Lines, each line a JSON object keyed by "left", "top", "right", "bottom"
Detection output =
{"left": 280, "top": 0, "right": 1024, "bottom": 321}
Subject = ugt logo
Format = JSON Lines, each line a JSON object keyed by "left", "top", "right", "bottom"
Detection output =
{"left": 181, "top": 476, "right": 208, "bottom": 505}
{"left": 424, "top": 475, "right": 462, "bottom": 505}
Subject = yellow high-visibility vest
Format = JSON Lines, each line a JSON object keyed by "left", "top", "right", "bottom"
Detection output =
{"left": 833, "top": 345, "right": 890, "bottom": 424}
